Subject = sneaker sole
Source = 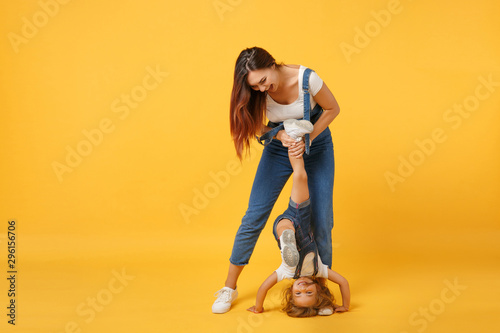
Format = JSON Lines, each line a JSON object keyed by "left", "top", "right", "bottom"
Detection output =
{"left": 281, "top": 229, "right": 299, "bottom": 267}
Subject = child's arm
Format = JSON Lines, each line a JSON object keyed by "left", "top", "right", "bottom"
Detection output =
{"left": 247, "top": 272, "right": 278, "bottom": 313}
{"left": 327, "top": 269, "right": 350, "bottom": 312}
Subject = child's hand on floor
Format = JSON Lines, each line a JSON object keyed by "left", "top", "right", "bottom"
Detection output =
{"left": 334, "top": 305, "right": 349, "bottom": 313}
{"left": 247, "top": 305, "right": 264, "bottom": 313}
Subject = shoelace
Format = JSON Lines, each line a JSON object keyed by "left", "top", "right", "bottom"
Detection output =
{"left": 213, "top": 288, "right": 232, "bottom": 303}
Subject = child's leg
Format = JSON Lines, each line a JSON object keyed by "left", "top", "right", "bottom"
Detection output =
{"left": 272, "top": 146, "right": 310, "bottom": 268}
{"left": 276, "top": 218, "right": 294, "bottom": 238}
{"left": 289, "top": 149, "right": 309, "bottom": 204}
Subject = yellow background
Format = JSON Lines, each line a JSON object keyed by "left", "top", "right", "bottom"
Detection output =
{"left": 1, "top": 0, "right": 499, "bottom": 332}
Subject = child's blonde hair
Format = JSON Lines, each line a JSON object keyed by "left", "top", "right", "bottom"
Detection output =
{"left": 281, "top": 277, "right": 335, "bottom": 317}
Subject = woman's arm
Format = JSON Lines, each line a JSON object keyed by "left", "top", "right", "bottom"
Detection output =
{"left": 247, "top": 272, "right": 278, "bottom": 313}
{"left": 327, "top": 269, "right": 350, "bottom": 312}
{"left": 309, "top": 82, "right": 340, "bottom": 142}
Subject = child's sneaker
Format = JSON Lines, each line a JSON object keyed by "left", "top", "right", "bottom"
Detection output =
{"left": 212, "top": 287, "right": 238, "bottom": 314}
{"left": 280, "top": 229, "right": 299, "bottom": 267}
{"left": 283, "top": 119, "right": 314, "bottom": 141}
{"left": 318, "top": 307, "right": 334, "bottom": 316}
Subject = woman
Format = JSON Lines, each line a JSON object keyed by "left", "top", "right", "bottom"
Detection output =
{"left": 212, "top": 47, "right": 340, "bottom": 314}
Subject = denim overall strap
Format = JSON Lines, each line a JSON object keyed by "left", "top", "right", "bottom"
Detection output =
{"left": 302, "top": 68, "right": 313, "bottom": 155}
{"left": 256, "top": 123, "right": 283, "bottom": 147}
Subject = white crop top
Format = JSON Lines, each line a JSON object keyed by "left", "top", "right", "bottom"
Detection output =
{"left": 266, "top": 65, "right": 324, "bottom": 123}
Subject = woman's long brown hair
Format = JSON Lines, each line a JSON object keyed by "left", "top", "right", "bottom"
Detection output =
{"left": 229, "top": 47, "right": 279, "bottom": 160}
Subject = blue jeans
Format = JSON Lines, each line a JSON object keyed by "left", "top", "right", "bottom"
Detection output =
{"left": 229, "top": 127, "right": 335, "bottom": 267}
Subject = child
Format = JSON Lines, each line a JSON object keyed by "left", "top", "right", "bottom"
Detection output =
{"left": 247, "top": 120, "right": 350, "bottom": 317}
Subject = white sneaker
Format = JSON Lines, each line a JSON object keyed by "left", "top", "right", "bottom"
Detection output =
{"left": 280, "top": 229, "right": 299, "bottom": 267}
{"left": 283, "top": 119, "right": 314, "bottom": 141}
{"left": 318, "top": 307, "right": 334, "bottom": 316}
{"left": 212, "top": 287, "right": 238, "bottom": 314}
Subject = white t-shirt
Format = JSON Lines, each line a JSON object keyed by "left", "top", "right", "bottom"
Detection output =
{"left": 275, "top": 252, "right": 329, "bottom": 282}
{"left": 266, "top": 65, "right": 324, "bottom": 123}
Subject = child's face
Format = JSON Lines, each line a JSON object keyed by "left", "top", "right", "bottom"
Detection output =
{"left": 291, "top": 277, "right": 318, "bottom": 307}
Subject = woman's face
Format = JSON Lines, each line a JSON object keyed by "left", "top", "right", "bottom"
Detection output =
{"left": 291, "top": 277, "right": 318, "bottom": 307}
{"left": 247, "top": 64, "right": 279, "bottom": 93}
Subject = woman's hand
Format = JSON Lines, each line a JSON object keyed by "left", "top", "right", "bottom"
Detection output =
{"left": 276, "top": 130, "right": 305, "bottom": 158}
{"left": 276, "top": 130, "right": 296, "bottom": 147}
{"left": 288, "top": 140, "right": 305, "bottom": 158}
{"left": 247, "top": 305, "right": 264, "bottom": 313}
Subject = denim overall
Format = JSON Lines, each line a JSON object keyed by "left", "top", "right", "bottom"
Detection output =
{"left": 273, "top": 198, "right": 319, "bottom": 278}
{"left": 229, "top": 67, "right": 335, "bottom": 268}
